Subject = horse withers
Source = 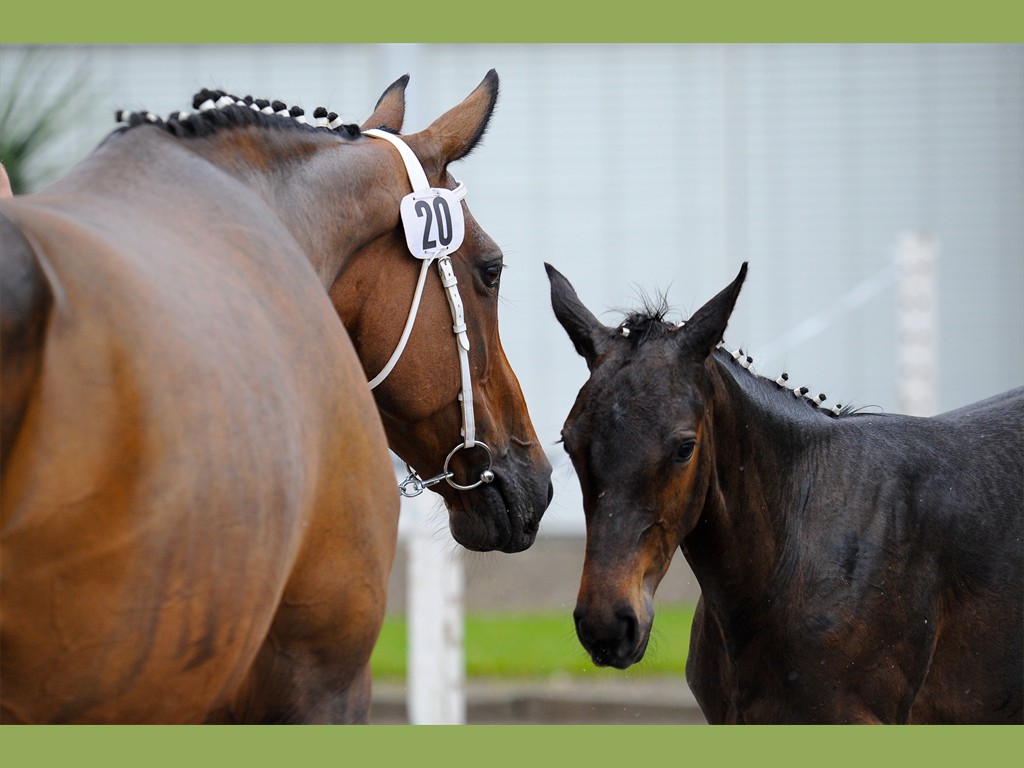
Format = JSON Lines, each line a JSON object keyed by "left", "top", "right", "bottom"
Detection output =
{"left": 546, "top": 262, "right": 1023, "bottom": 724}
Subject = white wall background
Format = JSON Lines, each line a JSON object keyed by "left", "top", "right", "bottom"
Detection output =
{"left": 2, "top": 43, "right": 1021, "bottom": 535}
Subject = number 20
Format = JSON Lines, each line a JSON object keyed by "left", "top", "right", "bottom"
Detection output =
{"left": 415, "top": 197, "right": 454, "bottom": 251}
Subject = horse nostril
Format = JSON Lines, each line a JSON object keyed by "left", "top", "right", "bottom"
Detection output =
{"left": 546, "top": 481, "right": 554, "bottom": 506}
{"left": 615, "top": 606, "right": 639, "bottom": 647}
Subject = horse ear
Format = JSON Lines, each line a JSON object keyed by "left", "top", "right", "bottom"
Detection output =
{"left": 546, "top": 263, "right": 611, "bottom": 370}
{"left": 679, "top": 263, "right": 748, "bottom": 359}
{"left": 412, "top": 70, "right": 499, "bottom": 171}
{"left": 361, "top": 74, "right": 409, "bottom": 132}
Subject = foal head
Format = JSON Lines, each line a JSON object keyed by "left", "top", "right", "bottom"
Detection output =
{"left": 547, "top": 262, "right": 747, "bottom": 668}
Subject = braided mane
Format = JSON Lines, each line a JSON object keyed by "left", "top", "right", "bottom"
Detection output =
{"left": 613, "top": 293, "right": 854, "bottom": 418}
{"left": 115, "top": 88, "right": 371, "bottom": 140}
{"left": 712, "top": 341, "right": 859, "bottom": 418}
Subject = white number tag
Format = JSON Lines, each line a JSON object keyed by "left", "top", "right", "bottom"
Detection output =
{"left": 399, "top": 188, "right": 466, "bottom": 260}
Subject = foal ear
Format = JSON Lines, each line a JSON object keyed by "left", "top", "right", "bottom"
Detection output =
{"left": 546, "top": 263, "right": 611, "bottom": 370}
{"left": 412, "top": 70, "right": 499, "bottom": 172}
{"left": 680, "top": 262, "right": 748, "bottom": 359}
{"left": 361, "top": 74, "right": 409, "bottom": 132}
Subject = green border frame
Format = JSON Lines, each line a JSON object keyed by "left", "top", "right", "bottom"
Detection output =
{"left": 4, "top": 723, "right": 1022, "bottom": 765}
{"left": 2, "top": 1, "right": 1023, "bottom": 42}
{"left": 3, "top": 2, "right": 1022, "bottom": 764}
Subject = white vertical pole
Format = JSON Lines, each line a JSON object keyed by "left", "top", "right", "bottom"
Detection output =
{"left": 403, "top": 491, "right": 466, "bottom": 725}
{"left": 897, "top": 232, "right": 939, "bottom": 416}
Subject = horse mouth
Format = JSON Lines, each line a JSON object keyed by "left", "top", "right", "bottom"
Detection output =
{"left": 585, "top": 644, "right": 648, "bottom": 670}
{"left": 445, "top": 465, "right": 551, "bottom": 553}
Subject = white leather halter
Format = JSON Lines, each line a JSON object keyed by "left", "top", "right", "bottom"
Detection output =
{"left": 362, "top": 128, "right": 494, "bottom": 496}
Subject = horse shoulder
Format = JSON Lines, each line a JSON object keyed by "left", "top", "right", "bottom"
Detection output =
{"left": 0, "top": 207, "right": 54, "bottom": 468}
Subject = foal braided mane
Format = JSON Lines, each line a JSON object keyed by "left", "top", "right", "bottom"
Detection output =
{"left": 614, "top": 291, "right": 855, "bottom": 418}
{"left": 115, "top": 88, "right": 369, "bottom": 140}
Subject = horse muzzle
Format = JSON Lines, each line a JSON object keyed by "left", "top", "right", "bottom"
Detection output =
{"left": 444, "top": 444, "right": 553, "bottom": 553}
{"left": 573, "top": 598, "right": 653, "bottom": 670}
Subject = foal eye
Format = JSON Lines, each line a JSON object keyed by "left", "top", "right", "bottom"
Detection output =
{"left": 481, "top": 262, "right": 503, "bottom": 288}
{"left": 675, "top": 439, "right": 697, "bottom": 464}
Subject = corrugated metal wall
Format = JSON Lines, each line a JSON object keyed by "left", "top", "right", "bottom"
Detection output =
{"left": 2, "top": 44, "right": 1021, "bottom": 533}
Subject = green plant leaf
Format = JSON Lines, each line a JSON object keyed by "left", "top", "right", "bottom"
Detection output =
{"left": 0, "top": 46, "right": 93, "bottom": 193}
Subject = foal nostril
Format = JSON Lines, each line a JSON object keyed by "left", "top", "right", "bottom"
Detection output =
{"left": 574, "top": 604, "right": 643, "bottom": 668}
{"left": 615, "top": 606, "right": 639, "bottom": 647}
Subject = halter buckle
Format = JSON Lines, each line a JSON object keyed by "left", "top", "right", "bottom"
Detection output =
{"left": 399, "top": 465, "right": 454, "bottom": 498}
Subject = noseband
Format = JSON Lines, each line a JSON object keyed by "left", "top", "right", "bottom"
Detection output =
{"left": 362, "top": 128, "right": 495, "bottom": 497}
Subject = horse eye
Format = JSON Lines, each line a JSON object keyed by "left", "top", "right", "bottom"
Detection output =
{"left": 675, "top": 439, "right": 697, "bottom": 464}
{"left": 481, "top": 262, "right": 503, "bottom": 288}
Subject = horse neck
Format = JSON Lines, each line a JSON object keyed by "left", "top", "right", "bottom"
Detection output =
{"left": 683, "top": 354, "right": 824, "bottom": 620}
{"left": 190, "top": 128, "right": 403, "bottom": 289}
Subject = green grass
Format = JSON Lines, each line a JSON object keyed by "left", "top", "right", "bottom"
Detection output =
{"left": 371, "top": 603, "right": 695, "bottom": 680}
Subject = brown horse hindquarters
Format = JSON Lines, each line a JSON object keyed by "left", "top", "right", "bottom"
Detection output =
{"left": 0, "top": 197, "right": 397, "bottom": 723}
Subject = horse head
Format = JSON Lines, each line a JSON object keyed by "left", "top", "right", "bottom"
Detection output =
{"left": 546, "top": 262, "right": 747, "bottom": 668}
{"left": 111, "top": 74, "right": 552, "bottom": 554}
{"left": 328, "top": 73, "right": 553, "bottom": 553}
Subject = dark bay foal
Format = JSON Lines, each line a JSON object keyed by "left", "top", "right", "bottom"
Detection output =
{"left": 547, "top": 261, "right": 1022, "bottom": 724}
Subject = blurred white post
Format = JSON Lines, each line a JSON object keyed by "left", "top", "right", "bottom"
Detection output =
{"left": 403, "top": 490, "right": 466, "bottom": 725}
{"left": 897, "top": 232, "right": 939, "bottom": 416}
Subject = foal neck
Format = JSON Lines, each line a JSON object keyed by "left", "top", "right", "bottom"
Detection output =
{"left": 684, "top": 353, "right": 824, "bottom": 616}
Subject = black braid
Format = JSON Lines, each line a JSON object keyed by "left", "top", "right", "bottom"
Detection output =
{"left": 117, "top": 88, "right": 365, "bottom": 140}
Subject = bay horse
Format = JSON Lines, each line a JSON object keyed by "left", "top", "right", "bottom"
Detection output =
{"left": 0, "top": 72, "right": 548, "bottom": 724}
{"left": 546, "top": 261, "right": 1023, "bottom": 724}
